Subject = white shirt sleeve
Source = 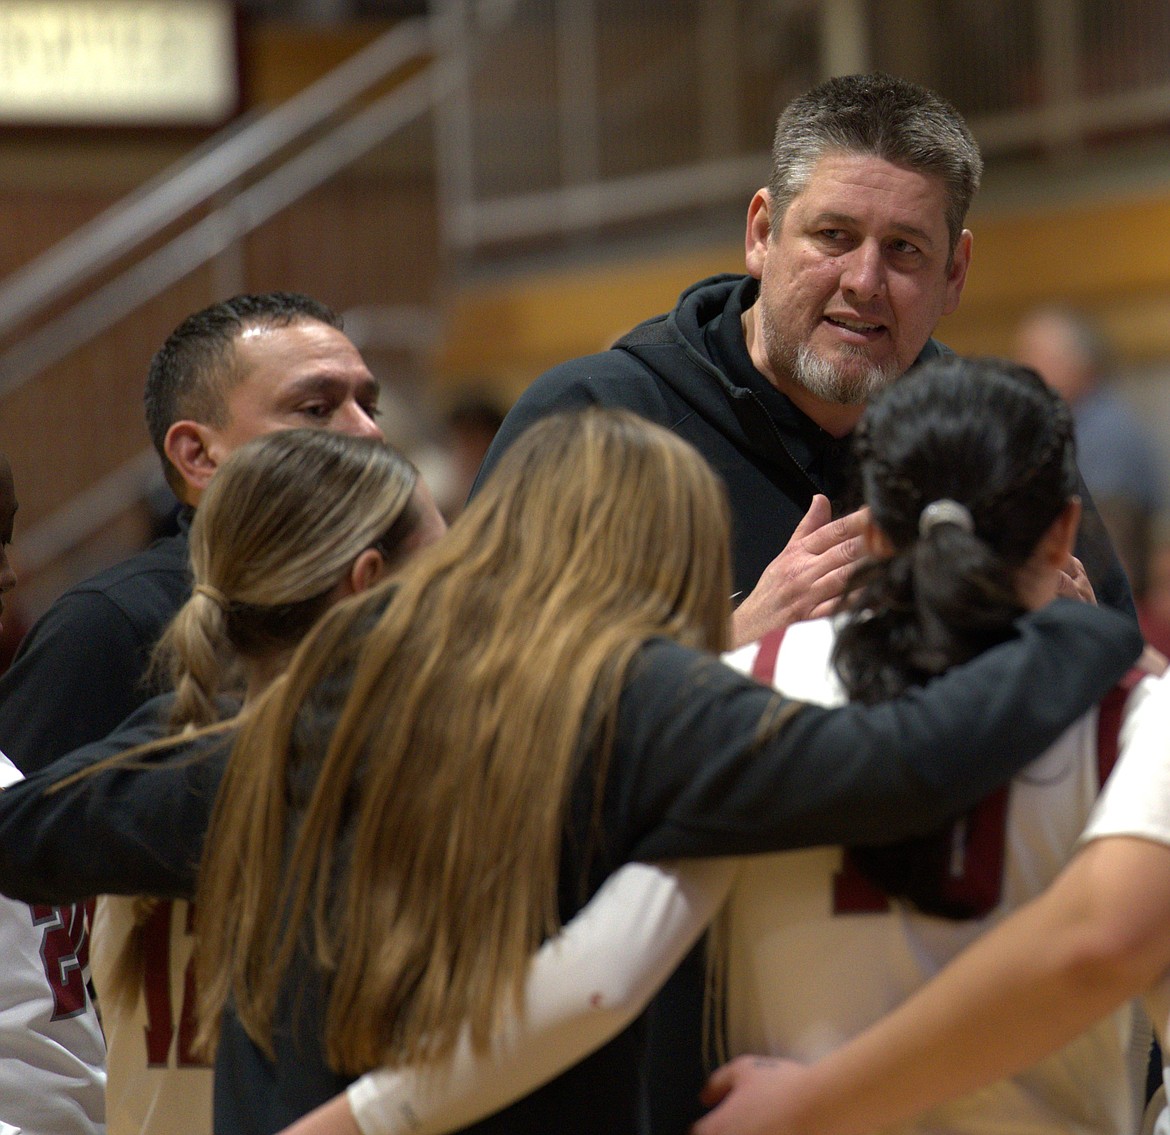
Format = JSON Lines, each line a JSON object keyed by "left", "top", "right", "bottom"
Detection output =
{"left": 346, "top": 857, "right": 737, "bottom": 1135}
{"left": 1082, "top": 672, "right": 1170, "bottom": 847}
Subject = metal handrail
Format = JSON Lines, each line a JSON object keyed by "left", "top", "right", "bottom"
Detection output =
{"left": 0, "top": 58, "right": 455, "bottom": 398}
{"left": 0, "top": 13, "right": 435, "bottom": 378}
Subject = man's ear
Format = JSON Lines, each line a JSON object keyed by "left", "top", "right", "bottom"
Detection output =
{"left": 744, "top": 189, "right": 773, "bottom": 279}
{"left": 163, "top": 420, "right": 218, "bottom": 503}
{"left": 941, "top": 229, "right": 973, "bottom": 316}
{"left": 1042, "top": 497, "right": 1082, "bottom": 568}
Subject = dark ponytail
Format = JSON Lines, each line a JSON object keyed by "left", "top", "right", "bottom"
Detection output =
{"left": 834, "top": 356, "right": 1077, "bottom": 703}
{"left": 834, "top": 356, "right": 1078, "bottom": 917}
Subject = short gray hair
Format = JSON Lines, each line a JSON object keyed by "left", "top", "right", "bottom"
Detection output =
{"left": 768, "top": 73, "right": 983, "bottom": 255}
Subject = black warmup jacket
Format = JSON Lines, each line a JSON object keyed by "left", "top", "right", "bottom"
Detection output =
{"left": 0, "top": 514, "right": 192, "bottom": 775}
{"left": 0, "top": 601, "right": 1143, "bottom": 1134}
{"left": 474, "top": 274, "right": 1135, "bottom": 617}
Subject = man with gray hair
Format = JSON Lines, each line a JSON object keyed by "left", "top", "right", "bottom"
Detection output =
{"left": 469, "top": 72, "right": 1134, "bottom": 1134}
{"left": 473, "top": 73, "right": 1131, "bottom": 645}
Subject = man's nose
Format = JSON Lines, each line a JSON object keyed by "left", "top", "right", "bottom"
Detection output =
{"left": 839, "top": 241, "right": 885, "bottom": 302}
{"left": 336, "top": 402, "right": 385, "bottom": 442}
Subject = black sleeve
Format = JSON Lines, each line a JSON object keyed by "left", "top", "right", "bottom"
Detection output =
{"left": 0, "top": 591, "right": 156, "bottom": 774}
{"left": 0, "top": 696, "right": 228, "bottom": 904}
{"left": 468, "top": 353, "right": 660, "bottom": 499}
{"left": 1073, "top": 469, "right": 1138, "bottom": 619}
{"left": 621, "top": 599, "right": 1142, "bottom": 860}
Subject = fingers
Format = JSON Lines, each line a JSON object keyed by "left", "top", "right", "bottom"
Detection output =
{"left": 730, "top": 503, "right": 869, "bottom": 645}
{"left": 698, "top": 1060, "right": 739, "bottom": 1108}
{"left": 801, "top": 504, "right": 869, "bottom": 559}
{"left": 1057, "top": 555, "right": 1097, "bottom": 606}
{"left": 1139, "top": 644, "right": 1169, "bottom": 677}
{"left": 789, "top": 494, "right": 834, "bottom": 543}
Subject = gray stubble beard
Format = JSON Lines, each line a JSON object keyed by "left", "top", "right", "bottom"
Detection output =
{"left": 789, "top": 343, "right": 900, "bottom": 406}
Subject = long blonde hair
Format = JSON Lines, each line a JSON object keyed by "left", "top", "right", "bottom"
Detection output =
{"left": 104, "top": 428, "right": 420, "bottom": 1011}
{"left": 194, "top": 408, "right": 733, "bottom": 1073}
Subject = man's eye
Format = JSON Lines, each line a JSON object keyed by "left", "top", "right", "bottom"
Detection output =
{"left": 299, "top": 403, "right": 333, "bottom": 419}
{"left": 361, "top": 402, "right": 382, "bottom": 420}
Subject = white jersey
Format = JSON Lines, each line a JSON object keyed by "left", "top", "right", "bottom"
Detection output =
{"left": 0, "top": 750, "right": 106, "bottom": 1135}
{"left": 90, "top": 896, "right": 212, "bottom": 1135}
{"left": 1079, "top": 671, "right": 1170, "bottom": 1135}
{"left": 722, "top": 617, "right": 1146, "bottom": 1135}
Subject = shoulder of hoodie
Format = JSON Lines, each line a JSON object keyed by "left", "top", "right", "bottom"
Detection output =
{"left": 518, "top": 274, "right": 748, "bottom": 414}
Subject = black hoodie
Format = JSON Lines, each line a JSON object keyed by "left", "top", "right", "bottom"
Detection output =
{"left": 473, "top": 273, "right": 1133, "bottom": 616}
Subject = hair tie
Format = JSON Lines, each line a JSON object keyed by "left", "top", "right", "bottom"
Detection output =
{"left": 193, "top": 583, "right": 228, "bottom": 609}
{"left": 918, "top": 499, "right": 974, "bottom": 537}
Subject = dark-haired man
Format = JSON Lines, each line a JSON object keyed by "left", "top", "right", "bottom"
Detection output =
{"left": 0, "top": 292, "right": 383, "bottom": 776}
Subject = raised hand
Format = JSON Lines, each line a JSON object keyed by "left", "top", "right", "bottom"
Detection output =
{"left": 732, "top": 496, "right": 869, "bottom": 647}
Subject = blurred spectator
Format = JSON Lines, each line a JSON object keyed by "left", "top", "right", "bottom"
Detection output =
{"left": 437, "top": 393, "right": 506, "bottom": 520}
{"left": 1138, "top": 536, "right": 1170, "bottom": 658}
{"left": 1015, "top": 305, "right": 1166, "bottom": 598}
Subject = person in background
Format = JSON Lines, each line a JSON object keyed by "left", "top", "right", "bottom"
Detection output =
{"left": 1015, "top": 304, "right": 1165, "bottom": 599}
{"left": 436, "top": 394, "right": 506, "bottom": 520}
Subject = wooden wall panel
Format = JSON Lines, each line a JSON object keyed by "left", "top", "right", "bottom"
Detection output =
{"left": 439, "top": 184, "right": 1170, "bottom": 399}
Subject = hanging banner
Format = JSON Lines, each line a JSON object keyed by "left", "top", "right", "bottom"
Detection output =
{"left": 0, "top": 0, "right": 239, "bottom": 126}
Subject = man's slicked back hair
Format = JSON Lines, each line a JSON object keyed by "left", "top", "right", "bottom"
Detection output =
{"left": 768, "top": 72, "right": 983, "bottom": 255}
{"left": 143, "top": 292, "right": 341, "bottom": 492}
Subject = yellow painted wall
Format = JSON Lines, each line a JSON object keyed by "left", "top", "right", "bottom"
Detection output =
{"left": 438, "top": 185, "right": 1170, "bottom": 398}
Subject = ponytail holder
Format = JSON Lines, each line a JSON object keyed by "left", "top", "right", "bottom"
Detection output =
{"left": 193, "top": 583, "right": 228, "bottom": 609}
{"left": 918, "top": 499, "right": 974, "bottom": 537}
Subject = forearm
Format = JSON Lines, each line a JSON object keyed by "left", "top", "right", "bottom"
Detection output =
{"left": 777, "top": 837, "right": 1170, "bottom": 1135}
{"left": 630, "top": 603, "right": 1142, "bottom": 862}
{"left": 286, "top": 860, "right": 736, "bottom": 1135}
{"left": 0, "top": 702, "right": 221, "bottom": 903}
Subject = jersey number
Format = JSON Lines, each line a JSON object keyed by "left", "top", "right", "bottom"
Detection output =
{"left": 30, "top": 902, "right": 89, "bottom": 1020}
{"left": 142, "top": 900, "right": 208, "bottom": 1067}
{"left": 832, "top": 788, "right": 1010, "bottom": 917}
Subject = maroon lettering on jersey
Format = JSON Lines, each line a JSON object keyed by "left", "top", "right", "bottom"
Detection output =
{"left": 832, "top": 853, "right": 891, "bottom": 914}
{"left": 142, "top": 901, "right": 175, "bottom": 1066}
{"left": 178, "top": 901, "right": 203, "bottom": 1066}
{"left": 29, "top": 902, "right": 88, "bottom": 1020}
{"left": 141, "top": 900, "right": 211, "bottom": 1068}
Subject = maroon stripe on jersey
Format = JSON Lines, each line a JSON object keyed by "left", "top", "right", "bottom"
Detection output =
{"left": 750, "top": 626, "right": 788, "bottom": 684}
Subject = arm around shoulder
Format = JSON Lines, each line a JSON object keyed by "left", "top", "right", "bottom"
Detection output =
{"left": 628, "top": 601, "right": 1142, "bottom": 859}
{"left": 0, "top": 696, "right": 222, "bottom": 903}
